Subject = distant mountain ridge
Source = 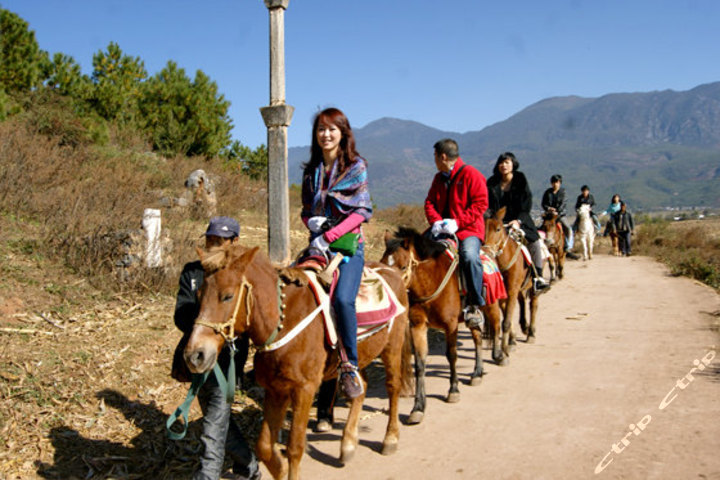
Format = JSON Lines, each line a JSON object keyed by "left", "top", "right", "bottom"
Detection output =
{"left": 289, "top": 82, "right": 720, "bottom": 210}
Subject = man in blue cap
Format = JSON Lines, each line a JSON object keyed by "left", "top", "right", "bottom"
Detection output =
{"left": 171, "top": 216, "right": 260, "bottom": 480}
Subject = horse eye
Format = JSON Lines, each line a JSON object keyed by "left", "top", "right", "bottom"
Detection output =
{"left": 222, "top": 293, "right": 233, "bottom": 302}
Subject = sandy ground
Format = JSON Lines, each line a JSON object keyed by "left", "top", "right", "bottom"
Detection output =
{"left": 264, "top": 254, "right": 720, "bottom": 480}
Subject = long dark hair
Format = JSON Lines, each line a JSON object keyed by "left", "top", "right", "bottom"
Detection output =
{"left": 492, "top": 151, "right": 519, "bottom": 177}
{"left": 303, "top": 107, "right": 361, "bottom": 175}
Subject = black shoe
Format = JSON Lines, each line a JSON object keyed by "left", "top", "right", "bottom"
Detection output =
{"left": 339, "top": 367, "right": 364, "bottom": 399}
{"left": 566, "top": 251, "right": 580, "bottom": 260}
{"left": 533, "top": 277, "right": 551, "bottom": 294}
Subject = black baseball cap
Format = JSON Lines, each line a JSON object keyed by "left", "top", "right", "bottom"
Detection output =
{"left": 205, "top": 216, "right": 240, "bottom": 238}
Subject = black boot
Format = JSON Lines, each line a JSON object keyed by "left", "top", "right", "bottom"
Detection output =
{"left": 531, "top": 267, "right": 550, "bottom": 294}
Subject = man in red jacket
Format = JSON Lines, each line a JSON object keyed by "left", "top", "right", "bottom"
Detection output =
{"left": 424, "top": 138, "right": 489, "bottom": 330}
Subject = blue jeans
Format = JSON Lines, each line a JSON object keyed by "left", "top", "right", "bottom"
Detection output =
{"left": 333, "top": 241, "right": 364, "bottom": 366}
{"left": 459, "top": 236, "right": 485, "bottom": 307}
{"left": 195, "top": 361, "right": 259, "bottom": 480}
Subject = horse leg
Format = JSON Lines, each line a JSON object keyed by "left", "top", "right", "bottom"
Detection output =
{"left": 548, "top": 253, "right": 556, "bottom": 282}
{"left": 558, "top": 250, "right": 565, "bottom": 280}
{"left": 379, "top": 337, "right": 403, "bottom": 455}
{"left": 518, "top": 290, "right": 528, "bottom": 336}
{"left": 340, "top": 379, "right": 367, "bottom": 464}
{"left": 502, "top": 294, "right": 517, "bottom": 350}
{"left": 487, "top": 302, "right": 507, "bottom": 367}
{"left": 445, "top": 324, "right": 460, "bottom": 403}
{"left": 286, "top": 385, "right": 316, "bottom": 480}
{"left": 527, "top": 293, "right": 539, "bottom": 342}
{"left": 407, "top": 313, "right": 428, "bottom": 425}
{"left": 256, "top": 390, "right": 290, "bottom": 480}
{"left": 589, "top": 234, "right": 594, "bottom": 260}
{"left": 468, "top": 325, "right": 484, "bottom": 384}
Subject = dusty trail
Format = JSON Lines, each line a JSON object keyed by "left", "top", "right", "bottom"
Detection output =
{"left": 262, "top": 254, "right": 720, "bottom": 480}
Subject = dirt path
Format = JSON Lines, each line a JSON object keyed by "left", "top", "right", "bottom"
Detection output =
{"left": 265, "top": 254, "right": 720, "bottom": 480}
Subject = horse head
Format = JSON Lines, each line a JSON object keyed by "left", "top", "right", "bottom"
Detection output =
{"left": 381, "top": 228, "right": 420, "bottom": 286}
{"left": 184, "top": 244, "right": 260, "bottom": 374}
{"left": 577, "top": 203, "right": 591, "bottom": 218}
{"left": 484, "top": 207, "right": 508, "bottom": 250}
{"left": 381, "top": 227, "right": 448, "bottom": 287}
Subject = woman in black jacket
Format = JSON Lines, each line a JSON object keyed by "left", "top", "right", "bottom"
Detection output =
{"left": 486, "top": 152, "right": 550, "bottom": 291}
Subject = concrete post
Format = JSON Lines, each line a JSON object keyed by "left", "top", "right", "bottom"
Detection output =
{"left": 261, "top": 0, "right": 294, "bottom": 265}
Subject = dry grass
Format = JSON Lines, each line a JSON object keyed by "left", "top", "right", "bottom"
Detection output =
{"left": 0, "top": 119, "right": 407, "bottom": 479}
{"left": 635, "top": 217, "right": 720, "bottom": 290}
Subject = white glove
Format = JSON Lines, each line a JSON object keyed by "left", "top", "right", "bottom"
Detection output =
{"left": 441, "top": 218, "right": 458, "bottom": 235}
{"left": 307, "top": 216, "right": 328, "bottom": 233}
{"left": 431, "top": 220, "right": 444, "bottom": 236}
{"left": 310, "top": 234, "right": 330, "bottom": 252}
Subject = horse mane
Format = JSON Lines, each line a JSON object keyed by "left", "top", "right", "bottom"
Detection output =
{"left": 388, "top": 227, "right": 447, "bottom": 260}
{"left": 200, "top": 245, "right": 232, "bottom": 273}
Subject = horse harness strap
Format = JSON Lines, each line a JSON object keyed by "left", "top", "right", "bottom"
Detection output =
{"left": 194, "top": 277, "right": 253, "bottom": 344}
{"left": 257, "top": 300, "right": 326, "bottom": 352}
{"left": 411, "top": 246, "right": 460, "bottom": 304}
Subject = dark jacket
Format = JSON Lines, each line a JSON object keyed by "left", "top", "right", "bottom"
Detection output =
{"left": 612, "top": 210, "right": 634, "bottom": 233}
{"left": 486, "top": 171, "right": 539, "bottom": 243}
{"left": 575, "top": 193, "right": 596, "bottom": 211}
{"left": 541, "top": 187, "right": 567, "bottom": 217}
{"left": 171, "top": 261, "right": 248, "bottom": 383}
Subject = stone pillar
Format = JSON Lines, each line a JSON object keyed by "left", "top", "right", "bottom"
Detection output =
{"left": 142, "top": 208, "right": 162, "bottom": 268}
{"left": 261, "top": 0, "right": 294, "bottom": 265}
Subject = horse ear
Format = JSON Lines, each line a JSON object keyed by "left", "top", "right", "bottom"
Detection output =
{"left": 496, "top": 207, "right": 507, "bottom": 221}
{"left": 384, "top": 230, "right": 393, "bottom": 244}
{"left": 196, "top": 246, "right": 205, "bottom": 260}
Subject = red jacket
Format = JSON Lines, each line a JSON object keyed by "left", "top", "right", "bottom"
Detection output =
{"left": 424, "top": 158, "right": 489, "bottom": 241}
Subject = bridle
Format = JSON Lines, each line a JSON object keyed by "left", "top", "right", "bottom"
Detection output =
{"left": 483, "top": 223, "right": 524, "bottom": 273}
{"left": 400, "top": 245, "right": 460, "bottom": 304}
{"left": 195, "top": 276, "right": 254, "bottom": 345}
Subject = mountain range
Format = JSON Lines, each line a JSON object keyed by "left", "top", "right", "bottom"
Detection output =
{"left": 288, "top": 82, "right": 720, "bottom": 210}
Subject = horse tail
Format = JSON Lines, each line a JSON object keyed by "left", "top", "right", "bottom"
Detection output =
{"left": 399, "top": 320, "right": 415, "bottom": 397}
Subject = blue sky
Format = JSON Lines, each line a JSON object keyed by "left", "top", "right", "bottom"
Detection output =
{"left": 3, "top": 0, "right": 719, "bottom": 149}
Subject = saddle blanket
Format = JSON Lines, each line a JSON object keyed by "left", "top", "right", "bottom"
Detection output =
{"left": 479, "top": 253, "right": 507, "bottom": 304}
{"left": 443, "top": 244, "right": 507, "bottom": 304}
{"left": 304, "top": 267, "right": 406, "bottom": 346}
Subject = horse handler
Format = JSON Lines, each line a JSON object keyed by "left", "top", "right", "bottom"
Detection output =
{"left": 424, "top": 138, "right": 489, "bottom": 330}
{"left": 171, "top": 216, "right": 261, "bottom": 480}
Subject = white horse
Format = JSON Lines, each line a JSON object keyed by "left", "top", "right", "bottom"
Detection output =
{"left": 576, "top": 204, "right": 595, "bottom": 260}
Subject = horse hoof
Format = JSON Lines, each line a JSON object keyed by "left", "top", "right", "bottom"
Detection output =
{"left": 498, "top": 356, "right": 509, "bottom": 366}
{"left": 509, "top": 338, "right": 517, "bottom": 346}
{"left": 340, "top": 446, "right": 356, "bottom": 465}
{"left": 446, "top": 391, "right": 461, "bottom": 404}
{"left": 381, "top": 440, "right": 398, "bottom": 456}
{"left": 526, "top": 335, "right": 536, "bottom": 344}
{"left": 470, "top": 375, "right": 483, "bottom": 386}
{"left": 407, "top": 410, "right": 424, "bottom": 425}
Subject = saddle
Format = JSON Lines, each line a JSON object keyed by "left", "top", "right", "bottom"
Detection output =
{"left": 438, "top": 239, "right": 507, "bottom": 306}
{"left": 296, "top": 256, "right": 406, "bottom": 347}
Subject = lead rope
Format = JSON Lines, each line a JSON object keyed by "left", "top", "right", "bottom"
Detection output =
{"left": 167, "top": 279, "right": 254, "bottom": 440}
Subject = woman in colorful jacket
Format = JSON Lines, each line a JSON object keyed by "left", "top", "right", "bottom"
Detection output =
{"left": 301, "top": 107, "right": 372, "bottom": 400}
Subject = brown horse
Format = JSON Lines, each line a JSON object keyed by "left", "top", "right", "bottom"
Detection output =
{"left": 484, "top": 207, "right": 540, "bottom": 346}
{"left": 183, "top": 244, "right": 412, "bottom": 480}
{"left": 381, "top": 228, "right": 504, "bottom": 425}
{"left": 540, "top": 212, "right": 566, "bottom": 282}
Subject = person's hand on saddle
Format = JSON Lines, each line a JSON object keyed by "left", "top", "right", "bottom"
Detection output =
{"left": 307, "top": 216, "right": 328, "bottom": 233}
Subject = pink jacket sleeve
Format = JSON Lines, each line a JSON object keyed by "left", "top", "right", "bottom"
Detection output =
{"left": 323, "top": 213, "right": 365, "bottom": 243}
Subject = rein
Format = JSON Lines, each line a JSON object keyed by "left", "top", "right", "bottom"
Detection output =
{"left": 484, "top": 225, "right": 523, "bottom": 273}
{"left": 408, "top": 246, "right": 460, "bottom": 304}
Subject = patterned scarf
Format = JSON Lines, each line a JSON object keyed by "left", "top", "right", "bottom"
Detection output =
{"left": 302, "top": 157, "right": 372, "bottom": 221}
